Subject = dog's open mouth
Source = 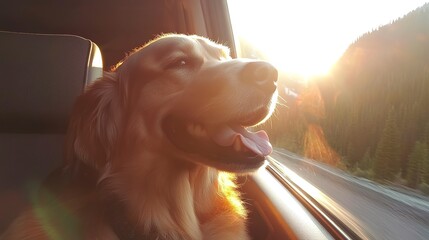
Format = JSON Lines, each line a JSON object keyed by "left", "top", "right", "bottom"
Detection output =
{"left": 162, "top": 111, "right": 272, "bottom": 172}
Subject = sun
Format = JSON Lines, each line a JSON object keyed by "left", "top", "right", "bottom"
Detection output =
{"left": 258, "top": 43, "right": 335, "bottom": 80}
{"left": 227, "top": 0, "right": 341, "bottom": 79}
{"left": 228, "top": 0, "right": 334, "bottom": 80}
{"left": 228, "top": 0, "right": 428, "bottom": 80}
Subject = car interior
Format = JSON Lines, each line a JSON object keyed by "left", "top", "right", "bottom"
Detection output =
{"left": 0, "top": 30, "right": 103, "bottom": 233}
{"left": 0, "top": 1, "right": 358, "bottom": 239}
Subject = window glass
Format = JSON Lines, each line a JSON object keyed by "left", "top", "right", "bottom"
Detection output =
{"left": 227, "top": 1, "right": 429, "bottom": 239}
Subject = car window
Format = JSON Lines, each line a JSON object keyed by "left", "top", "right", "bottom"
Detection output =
{"left": 227, "top": 1, "right": 429, "bottom": 239}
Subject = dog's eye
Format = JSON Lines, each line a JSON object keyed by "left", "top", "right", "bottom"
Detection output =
{"left": 166, "top": 57, "right": 193, "bottom": 69}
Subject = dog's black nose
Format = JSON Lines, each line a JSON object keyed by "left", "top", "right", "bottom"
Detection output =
{"left": 240, "top": 61, "right": 278, "bottom": 93}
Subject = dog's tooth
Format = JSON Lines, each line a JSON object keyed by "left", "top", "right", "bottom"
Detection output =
{"left": 187, "top": 123, "right": 207, "bottom": 138}
{"left": 233, "top": 138, "right": 241, "bottom": 152}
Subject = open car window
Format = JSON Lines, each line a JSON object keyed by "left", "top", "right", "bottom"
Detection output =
{"left": 227, "top": 1, "right": 429, "bottom": 239}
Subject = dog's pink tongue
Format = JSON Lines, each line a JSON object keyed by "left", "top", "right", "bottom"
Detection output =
{"left": 209, "top": 125, "right": 272, "bottom": 156}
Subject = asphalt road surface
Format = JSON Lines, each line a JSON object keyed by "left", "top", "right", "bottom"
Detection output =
{"left": 271, "top": 149, "right": 429, "bottom": 240}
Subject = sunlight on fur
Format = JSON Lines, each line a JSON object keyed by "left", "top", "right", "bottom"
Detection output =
{"left": 218, "top": 172, "right": 247, "bottom": 218}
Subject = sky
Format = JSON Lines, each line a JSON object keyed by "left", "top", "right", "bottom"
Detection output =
{"left": 227, "top": 0, "right": 429, "bottom": 78}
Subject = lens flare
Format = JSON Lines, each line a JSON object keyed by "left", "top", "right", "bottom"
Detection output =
{"left": 28, "top": 183, "right": 80, "bottom": 239}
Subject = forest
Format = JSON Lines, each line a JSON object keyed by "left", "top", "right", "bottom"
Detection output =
{"left": 257, "top": 3, "right": 429, "bottom": 193}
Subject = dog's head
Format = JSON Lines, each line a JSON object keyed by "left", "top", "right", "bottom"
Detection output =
{"left": 67, "top": 34, "right": 277, "bottom": 174}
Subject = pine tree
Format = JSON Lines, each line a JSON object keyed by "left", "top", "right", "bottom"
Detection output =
{"left": 424, "top": 122, "right": 429, "bottom": 149}
{"left": 346, "top": 108, "right": 362, "bottom": 168}
{"left": 407, "top": 141, "right": 428, "bottom": 187}
{"left": 423, "top": 123, "right": 429, "bottom": 184}
{"left": 359, "top": 148, "right": 372, "bottom": 170}
{"left": 373, "top": 108, "right": 400, "bottom": 181}
{"left": 422, "top": 143, "right": 429, "bottom": 184}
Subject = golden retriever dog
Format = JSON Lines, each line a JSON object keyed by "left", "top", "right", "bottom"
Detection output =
{"left": 1, "top": 34, "right": 277, "bottom": 240}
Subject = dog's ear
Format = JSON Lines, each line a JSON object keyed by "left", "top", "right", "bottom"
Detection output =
{"left": 65, "top": 72, "right": 124, "bottom": 171}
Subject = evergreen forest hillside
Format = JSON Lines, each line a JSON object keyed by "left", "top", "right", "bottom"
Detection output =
{"left": 264, "top": 3, "right": 429, "bottom": 192}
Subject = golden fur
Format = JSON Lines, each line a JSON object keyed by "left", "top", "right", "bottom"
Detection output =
{"left": 1, "top": 34, "right": 277, "bottom": 240}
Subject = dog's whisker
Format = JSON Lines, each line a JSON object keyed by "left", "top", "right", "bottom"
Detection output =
{"left": 277, "top": 94, "right": 287, "bottom": 103}
{"left": 276, "top": 95, "right": 289, "bottom": 108}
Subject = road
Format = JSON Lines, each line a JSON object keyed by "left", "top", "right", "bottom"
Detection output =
{"left": 271, "top": 149, "right": 429, "bottom": 240}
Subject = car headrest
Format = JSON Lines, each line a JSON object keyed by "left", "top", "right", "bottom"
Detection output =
{"left": 0, "top": 31, "right": 103, "bottom": 133}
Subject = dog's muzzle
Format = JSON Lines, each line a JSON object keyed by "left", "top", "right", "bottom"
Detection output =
{"left": 162, "top": 60, "right": 278, "bottom": 172}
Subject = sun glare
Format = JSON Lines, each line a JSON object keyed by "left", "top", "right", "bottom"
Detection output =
{"left": 227, "top": 0, "right": 428, "bottom": 79}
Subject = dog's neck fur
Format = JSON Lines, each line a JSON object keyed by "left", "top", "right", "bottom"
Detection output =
{"left": 89, "top": 115, "right": 246, "bottom": 240}
{"left": 102, "top": 150, "right": 223, "bottom": 240}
